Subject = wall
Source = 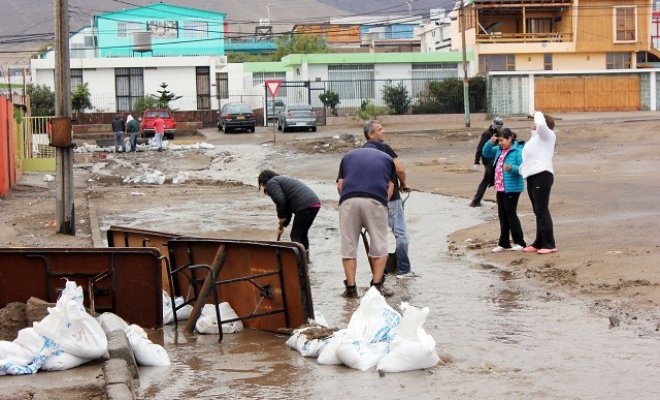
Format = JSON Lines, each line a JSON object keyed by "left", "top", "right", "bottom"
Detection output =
{"left": 553, "top": 53, "right": 607, "bottom": 70}
{"left": 0, "top": 97, "right": 17, "bottom": 197}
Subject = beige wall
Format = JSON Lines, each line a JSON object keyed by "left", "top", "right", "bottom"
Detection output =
{"left": 553, "top": 53, "right": 607, "bottom": 70}
{"left": 515, "top": 54, "right": 545, "bottom": 71}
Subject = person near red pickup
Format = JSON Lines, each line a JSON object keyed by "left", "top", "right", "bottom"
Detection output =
{"left": 111, "top": 114, "right": 126, "bottom": 153}
{"left": 153, "top": 114, "right": 165, "bottom": 151}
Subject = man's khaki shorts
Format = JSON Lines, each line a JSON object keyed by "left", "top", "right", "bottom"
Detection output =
{"left": 339, "top": 197, "right": 389, "bottom": 259}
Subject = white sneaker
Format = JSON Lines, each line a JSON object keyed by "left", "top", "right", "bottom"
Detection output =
{"left": 396, "top": 271, "right": 420, "bottom": 279}
{"left": 492, "top": 246, "right": 507, "bottom": 253}
{"left": 510, "top": 244, "right": 524, "bottom": 251}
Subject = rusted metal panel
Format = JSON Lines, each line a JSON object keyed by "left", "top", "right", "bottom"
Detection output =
{"left": 106, "top": 225, "right": 182, "bottom": 295}
{"left": 0, "top": 247, "right": 163, "bottom": 328}
{"left": 167, "top": 238, "right": 314, "bottom": 333}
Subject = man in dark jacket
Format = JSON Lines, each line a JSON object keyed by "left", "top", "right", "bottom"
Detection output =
{"left": 337, "top": 147, "right": 396, "bottom": 298}
{"left": 470, "top": 116, "right": 503, "bottom": 207}
{"left": 258, "top": 170, "right": 321, "bottom": 256}
{"left": 111, "top": 114, "right": 126, "bottom": 153}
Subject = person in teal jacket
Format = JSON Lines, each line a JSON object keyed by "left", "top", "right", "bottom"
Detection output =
{"left": 482, "top": 128, "right": 527, "bottom": 253}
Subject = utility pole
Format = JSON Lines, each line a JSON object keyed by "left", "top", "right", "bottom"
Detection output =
{"left": 54, "top": 0, "right": 75, "bottom": 235}
{"left": 460, "top": 0, "right": 471, "bottom": 128}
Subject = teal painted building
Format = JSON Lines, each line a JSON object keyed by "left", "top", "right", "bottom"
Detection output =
{"left": 94, "top": 3, "right": 226, "bottom": 57}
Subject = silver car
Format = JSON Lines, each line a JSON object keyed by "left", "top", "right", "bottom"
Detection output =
{"left": 277, "top": 104, "right": 317, "bottom": 132}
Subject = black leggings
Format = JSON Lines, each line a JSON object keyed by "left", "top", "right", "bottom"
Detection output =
{"left": 496, "top": 191, "right": 526, "bottom": 248}
{"left": 290, "top": 207, "right": 320, "bottom": 250}
{"left": 526, "top": 171, "right": 556, "bottom": 249}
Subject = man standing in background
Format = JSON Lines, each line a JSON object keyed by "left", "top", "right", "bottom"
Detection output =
{"left": 111, "top": 114, "right": 126, "bottom": 153}
{"left": 470, "top": 116, "right": 503, "bottom": 207}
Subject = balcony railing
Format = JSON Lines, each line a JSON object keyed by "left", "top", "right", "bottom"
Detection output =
{"left": 476, "top": 32, "right": 572, "bottom": 43}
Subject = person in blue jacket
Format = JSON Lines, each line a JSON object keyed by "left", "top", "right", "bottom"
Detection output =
{"left": 482, "top": 128, "right": 527, "bottom": 253}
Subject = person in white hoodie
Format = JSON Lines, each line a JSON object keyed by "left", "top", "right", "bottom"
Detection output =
{"left": 519, "top": 111, "right": 557, "bottom": 254}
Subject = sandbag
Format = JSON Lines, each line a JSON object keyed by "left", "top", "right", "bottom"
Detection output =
{"left": 97, "top": 312, "right": 130, "bottom": 334}
{"left": 316, "top": 329, "right": 348, "bottom": 365}
{"left": 195, "top": 303, "right": 243, "bottom": 334}
{"left": 336, "top": 341, "right": 390, "bottom": 372}
{"left": 376, "top": 303, "right": 439, "bottom": 373}
{"left": 162, "top": 292, "right": 193, "bottom": 325}
{"left": 285, "top": 324, "right": 337, "bottom": 358}
{"left": 344, "top": 287, "right": 401, "bottom": 344}
{"left": 125, "top": 325, "right": 170, "bottom": 367}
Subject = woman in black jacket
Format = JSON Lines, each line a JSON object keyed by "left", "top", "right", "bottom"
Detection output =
{"left": 258, "top": 170, "right": 321, "bottom": 254}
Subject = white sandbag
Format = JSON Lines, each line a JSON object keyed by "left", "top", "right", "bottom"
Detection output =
{"left": 125, "top": 325, "right": 170, "bottom": 367}
{"left": 162, "top": 292, "right": 193, "bottom": 325}
{"left": 285, "top": 327, "right": 328, "bottom": 358}
{"left": 97, "top": 312, "right": 129, "bottom": 334}
{"left": 316, "top": 329, "right": 348, "bottom": 365}
{"left": 0, "top": 340, "right": 35, "bottom": 373}
{"left": 32, "top": 281, "right": 107, "bottom": 360}
{"left": 344, "top": 287, "right": 401, "bottom": 344}
{"left": 336, "top": 341, "right": 390, "bottom": 372}
{"left": 195, "top": 303, "right": 243, "bottom": 334}
{"left": 1, "top": 329, "right": 56, "bottom": 375}
{"left": 41, "top": 350, "right": 89, "bottom": 371}
{"left": 376, "top": 303, "right": 439, "bottom": 373}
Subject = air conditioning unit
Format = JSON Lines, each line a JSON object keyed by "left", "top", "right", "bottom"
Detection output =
{"left": 217, "top": 56, "right": 228, "bottom": 64}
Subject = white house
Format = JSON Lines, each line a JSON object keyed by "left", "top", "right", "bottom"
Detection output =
{"left": 415, "top": 9, "right": 453, "bottom": 53}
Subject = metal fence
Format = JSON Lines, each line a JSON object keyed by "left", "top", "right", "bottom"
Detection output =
{"left": 26, "top": 116, "right": 55, "bottom": 159}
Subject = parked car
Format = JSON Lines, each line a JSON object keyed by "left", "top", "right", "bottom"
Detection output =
{"left": 266, "top": 99, "right": 285, "bottom": 120}
{"left": 277, "top": 104, "right": 317, "bottom": 132}
{"left": 218, "top": 103, "right": 256, "bottom": 133}
{"left": 140, "top": 109, "right": 176, "bottom": 139}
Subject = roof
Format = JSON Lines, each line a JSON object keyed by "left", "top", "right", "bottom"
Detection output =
{"left": 95, "top": 2, "right": 226, "bottom": 21}
{"left": 280, "top": 52, "right": 472, "bottom": 67}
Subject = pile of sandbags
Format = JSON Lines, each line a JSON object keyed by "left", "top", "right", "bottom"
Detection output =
{"left": 0, "top": 281, "right": 108, "bottom": 375}
{"left": 286, "top": 287, "right": 439, "bottom": 373}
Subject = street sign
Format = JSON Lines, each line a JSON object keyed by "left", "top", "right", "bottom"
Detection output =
{"left": 265, "top": 80, "right": 282, "bottom": 97}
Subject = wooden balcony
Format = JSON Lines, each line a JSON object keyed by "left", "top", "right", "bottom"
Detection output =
{"left": 476, "top": 31, "right": 572, "bottom": 43}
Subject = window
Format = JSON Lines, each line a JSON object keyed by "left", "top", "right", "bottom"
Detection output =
{"left": 527, "top": 18, "right": 553, "bottom": 34}
{"left": 196, "top": 67, "right": 211, "bottom": 110}
{"left": 117, "top": 21, "right": 143, "bottom": 38}
{"left": 614, "top": 6, "right": 636, "bottom": 42}
{"left": 84, "top": 35, "right": 95, "bottom": 47}
{"left": 71, "top": 69, "right": 83, "bottom": 90}
{"left": 606, "top": 52, "right": 632, "bottom": 69}
{"left": 411, "top": 63, "right": 457, "bottom": 96}
{"left": 147, "top": 21, "right": 179, "bottom": 39}
{"left": 543, "top": 54, "right": 553, "bottom": 71}
{"left": 115, "top": 68, "right": 144, "bottom": 112}
{"left": 184, "top": 21, "right": 209, "bottom": 38}
{"left": 216, "top": 72, "right": 229, "bottom": 99}
{"left": 479, "top": 55, "right": 515, "bottom": 74}
{"left": 327, "top": 64, "right": 375, "bottom": 99}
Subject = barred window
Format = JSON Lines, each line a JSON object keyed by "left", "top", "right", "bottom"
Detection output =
{"left": 184, "top": 21, "right": 209, "bottom": 38}
{"left": 479, "top": 55, "right": 515, "bottom": 74}
{"left": 71, "top": 69, "right": 83, "bottom": 90}
{"left": 117, "top": 21, "right": 143, "bottom": 38}
{"left": 327, "top": 64, "right": 375, "bottom": 100}
{"left": 196, "top": 67, "right": 211, "bottom": 110}
{"left": 411, "top": 63, "right": 457, "bottom": 97}
{"left": 115, "top": 68, "right": 144, "bottom": 112}
{"left": 216, "top": 72, "right": 229, "bottom": 99}
{"left": 606, "top": 52, "right": 632, "bottom": 69}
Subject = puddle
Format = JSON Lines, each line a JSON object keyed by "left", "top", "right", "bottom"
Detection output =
{"left": 94, "top": 144, "right": 660, "bottom": 400}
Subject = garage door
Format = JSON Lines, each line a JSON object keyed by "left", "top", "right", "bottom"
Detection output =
{"left": 535, "top": 75, "right": 640, "bottom": 112}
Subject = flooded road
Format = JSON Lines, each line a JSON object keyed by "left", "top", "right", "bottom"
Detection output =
{"left": 101, "top": 144, "right": 660, "bottom": 400}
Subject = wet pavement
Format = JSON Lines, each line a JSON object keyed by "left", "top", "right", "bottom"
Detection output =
{"left": 96, "top": 144, "right": 660, "bottom": 400}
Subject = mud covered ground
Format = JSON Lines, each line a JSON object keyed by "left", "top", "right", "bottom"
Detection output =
{"left": 1, "top": 114, "right": 659, "bottom": 399}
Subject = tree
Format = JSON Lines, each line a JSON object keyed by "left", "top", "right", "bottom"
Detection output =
{"left": 273, "top": 34, "right": 331, "bottom": 61}
{"left": 132, "top": 96, "right": 159, "bottom": 117}
{"left": 319, "top": 90, "right": 340, "bottom": 116}
{"left": 227, "top": 53, "right": 273, "bottom": 63}
{"left": 151, "top": 82, "right": 182, "bottom": 109}
{"left": 26, "top": 84, "right": 55, "bottom": 116}
{"left": 71, "top": 83, "right": 92, "bottom": 114}
{"left": 382, "top": 83, "right": 411, "bottom": 115}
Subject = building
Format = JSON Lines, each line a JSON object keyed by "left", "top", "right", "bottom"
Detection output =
{"left": 416, "top": 9, "right": 453, "bottom": 52}
{"left": 94, "top": 3, "right": 226, "bottom": 57}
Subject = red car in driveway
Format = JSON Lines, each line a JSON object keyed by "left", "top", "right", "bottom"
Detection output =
{"left": 140, "top": 109, "right": 176, "bottom": 139}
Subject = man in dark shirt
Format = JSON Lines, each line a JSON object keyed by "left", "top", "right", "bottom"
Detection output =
{"left": 111, "top": 114, "right": 126, "bottom": 153}
{"left": 470, "top": 116, "right": 503, "bottom": 207}
{"left": 363, "top": 121, "right": 417, "bottom": 279}
{"left": 337, "top": 147, "right": 396, "bottom": 298}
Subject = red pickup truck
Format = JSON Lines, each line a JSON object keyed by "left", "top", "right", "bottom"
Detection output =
{"left": 140, "top": 109, "right": 176, "bottom": 139}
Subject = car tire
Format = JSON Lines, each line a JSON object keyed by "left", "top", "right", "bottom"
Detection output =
{"left": 311, "top": 127, "right": 317, "bottom": 132}
{"left": 282, "top": 123, "right": 288, "bottom": 133}
{"left": 250, "top": 126, "right": 255, "bottom": 133}
{"left": 277, "top": 121, "right": 282, "bottom": 131}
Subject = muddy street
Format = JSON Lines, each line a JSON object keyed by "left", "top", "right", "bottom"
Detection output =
{"left": 83, "top": 141, "right": 660, "bottom": 399}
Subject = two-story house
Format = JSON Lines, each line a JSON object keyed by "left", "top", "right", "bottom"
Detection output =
{"left": 450, "top": 0, "right": 659, "bottom": 113}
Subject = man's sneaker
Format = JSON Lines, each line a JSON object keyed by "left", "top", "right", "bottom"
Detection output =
{"left": 523, "top": 245, "right": 538, "bottom": 253}
{"left": 510, "top": 244, "right": 524, "bottom": 251}
{"left": 341, "top": 280, "right": 358, "bottom": 298}
{"left": 537, "top": 248, "right": 558, "bottom": 255}
{"left": 469, "top": 201, "right": 481, "bottom": 207}
{"left": 396, "top": 271, "right": 420, "bottom": 279}
{"left": 370, "top": 280, "right": 394, "bottom": 297}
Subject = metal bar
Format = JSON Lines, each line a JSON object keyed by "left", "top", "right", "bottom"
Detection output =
{"left": 275, "top": 250, "right": 290, "bottom": 328}
{"left": 214, "top": 270, "right": 280, "bottom": 285}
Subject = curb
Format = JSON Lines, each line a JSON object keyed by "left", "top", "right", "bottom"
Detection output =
{"left": 104, "top": 330, "right": 139, "bottom": 400}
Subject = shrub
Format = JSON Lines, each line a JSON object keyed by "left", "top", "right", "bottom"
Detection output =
{"left": 382, "top": 83, "right": 411, "bottom": 115}
{"left": 132, "top": 96, "right": 159, "bottom": 118}
{"left": 354, "top": 100, "right": 387, "bottom": 121}
{"left": 71, "top": 83, "right": 92, "bottom": 114}
{"left": 319, "top": 90, "right": 340, "bottom": 116}
{"left": 26, "top": 84, "right": 55, "bottom": 116}
{"left": 412, "top": 76, "right": 487, "bottom": 114}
